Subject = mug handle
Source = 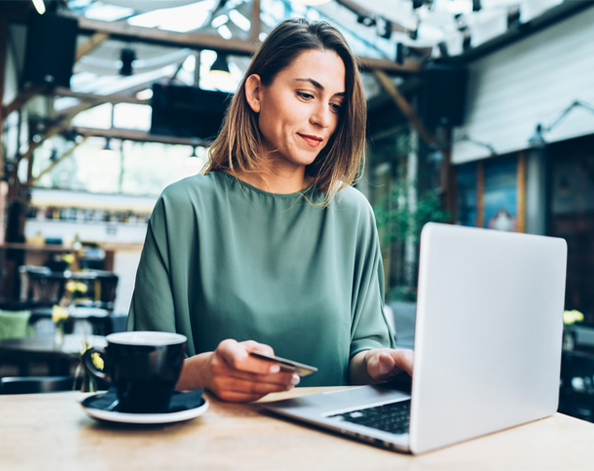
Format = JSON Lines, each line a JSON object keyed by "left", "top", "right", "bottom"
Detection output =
{"left": 82, "top": 347, "right": 109, "bottom": 382}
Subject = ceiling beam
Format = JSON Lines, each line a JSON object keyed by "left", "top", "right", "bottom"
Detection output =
{"left": 53, "top": 86, "right": 148, "bottom": 106}
{"left": 74, "top": 15, "right": 419, "bottom": 74}
{"left": 52, "top": 82, "right": 157, "bottom": 120}
{"left": 71, "top": 126, "right": 212, "bottom": 147}
{"left": 2, "top": 85, "right": 49, "bottom": 119}
{"left": 249, "top": 0, "right": 261, "bottom": 43}
{"left": 75, "top": 32, "right": 110, "bottom": 61}
{"left": 75, "top": 16, "right": 256, "bottom": 55}
{"left": 29, "top": 137, "right": 89, "bottom": 186}
{"left": 359, "top": 57, "right": 420, "bottom": 74}
{"left": 22, "top": 101, "right": 96, "bottom": 170}
{"left": 372, "top": 70, "right": 435, "bottom": 146}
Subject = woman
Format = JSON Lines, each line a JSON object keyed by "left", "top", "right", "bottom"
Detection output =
{"left": 128, "top": 19, "right": 413, "bottom": 402}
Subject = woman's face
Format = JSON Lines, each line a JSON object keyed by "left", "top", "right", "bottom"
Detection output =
{"left": 245, "top": 49, "right": 346, "bottom": 171}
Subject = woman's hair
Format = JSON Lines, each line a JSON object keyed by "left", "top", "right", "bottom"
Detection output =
{"left": 204, "top": 18, "right": 366, "bottom": 206}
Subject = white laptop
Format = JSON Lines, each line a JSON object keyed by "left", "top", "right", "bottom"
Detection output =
{"left": 262, "top": 222, "right": 568, "bottom": 454}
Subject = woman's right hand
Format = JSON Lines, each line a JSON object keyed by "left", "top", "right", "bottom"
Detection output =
{"left": 177, "top": 339, "right": 300, "bottom": 402}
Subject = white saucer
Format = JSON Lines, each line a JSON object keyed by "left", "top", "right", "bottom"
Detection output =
{"left": 81, "top": 396, "right": 209, "bottom": 424}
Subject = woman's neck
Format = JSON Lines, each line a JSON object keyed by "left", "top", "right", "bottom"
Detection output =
{"left": 228, "top": 158, "right": 313, "bottom": 194}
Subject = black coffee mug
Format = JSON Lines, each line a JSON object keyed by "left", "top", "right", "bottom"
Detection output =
{"left": 83, "top": 331, "right": 187, "bottom": 413}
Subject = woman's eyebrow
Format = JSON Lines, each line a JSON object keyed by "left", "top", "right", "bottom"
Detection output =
{"left": 294, "top": 78, "right": 346, "bottom": 96}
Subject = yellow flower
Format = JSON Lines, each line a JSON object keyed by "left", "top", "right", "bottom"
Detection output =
{"left": 91, "top": 352, "right": 104, "bottom": 370}
{"left": 52, "top": 305, "right": 69, "bottom": 323}
{"left": 65, "top": 280, "right": 88, "bottom": 294}
{"left": 62, "top": 253, "right": 75, "bottom": 264}
{"left": 563, "top": 310, "right": 584, "bottom": 325}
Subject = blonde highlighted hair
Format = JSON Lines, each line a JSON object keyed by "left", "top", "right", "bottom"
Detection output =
{"left": 204, "top": 18, "right": 366, "bottom": 206}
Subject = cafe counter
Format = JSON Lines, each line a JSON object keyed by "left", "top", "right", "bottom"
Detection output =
{"left": 0, "top": 242, "right": 143, "bottom": 272}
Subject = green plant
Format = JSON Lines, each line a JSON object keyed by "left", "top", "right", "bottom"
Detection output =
{"left": 374, "top": 178, "right": 450, "bottom": 303}
{"left": 387, "top": 285, "right": 418, "bottom": 303}
{"left": 374, "top": 179, "right": 450, "bottom": 247}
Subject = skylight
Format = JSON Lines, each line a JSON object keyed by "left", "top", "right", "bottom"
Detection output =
{"left": 82, "top": 1, "right": 135, "bottom": 22}
{"left": 127, "top": 0, "right": 217, "bottom": 33}
{"left": 229, "top": 9, "right": 251, "bottom": 31}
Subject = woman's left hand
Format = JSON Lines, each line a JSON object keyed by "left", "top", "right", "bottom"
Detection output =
{"left": 364, "top": 348, "right": 414, "bottom": 381}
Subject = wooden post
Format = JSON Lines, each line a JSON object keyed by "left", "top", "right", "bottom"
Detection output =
{"left": 476, "top": 160, "right": 485, "bottom": 228}
{"left": 517, "top": 152, "right": 526, "bottom": 233}
{"left": 250, "top": 0, "right": 261, "bottom": 43}
{"left": 0, "top": 18, "right": 7, "bottom": 180}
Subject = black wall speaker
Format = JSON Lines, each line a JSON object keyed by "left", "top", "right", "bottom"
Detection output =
{"left": 422, "top": 63, "right": 468, "bottom": 127}
{"left": 23, "top": 13, "right": 78, "bottom": 88}
{"left": 150, "top": 83, "right": 232, "bottom": 140}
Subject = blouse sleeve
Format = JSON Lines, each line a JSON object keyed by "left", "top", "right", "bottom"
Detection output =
{"left": 349, "top": 203, "right": 396, "bottom": 358}
{"left": 126, "top": 196, "right": 177, "bottom": 333}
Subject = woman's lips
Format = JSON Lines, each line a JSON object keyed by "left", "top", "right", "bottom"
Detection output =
{"left": 299, "top": 134, "right": 323, "bottom": 147}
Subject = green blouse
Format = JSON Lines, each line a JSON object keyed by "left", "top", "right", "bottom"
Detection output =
{"left": 127, "top": 171, "right": 395, "bottom": 386}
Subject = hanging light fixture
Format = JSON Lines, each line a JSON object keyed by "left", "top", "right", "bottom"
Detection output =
{"left": 102, "top": 137, "right": 117, "bottom": 157}
{"left": 187, "top": 145, "right": 203, "bottom": 167}
{"left": 120, "top": 47, "right": 136, "bottom": 76}
{"left": 209, "top": 52, "right": 230, "bottom": 80}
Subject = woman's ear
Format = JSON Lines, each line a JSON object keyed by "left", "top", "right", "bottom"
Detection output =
{"left": 245, "top": 74, "right": 262, "bottom": 113}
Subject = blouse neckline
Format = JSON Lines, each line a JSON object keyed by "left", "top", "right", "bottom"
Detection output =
{"left": 216, "top": 171, "right": 318, "bottom": 199}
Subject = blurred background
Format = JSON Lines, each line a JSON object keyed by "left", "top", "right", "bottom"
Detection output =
{"left": 0, "top": 0, "right": 594, "bottom": 415}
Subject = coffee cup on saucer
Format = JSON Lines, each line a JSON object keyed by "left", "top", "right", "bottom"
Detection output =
{"left": 83, "top": 331, "right": 187, "bottom": 413}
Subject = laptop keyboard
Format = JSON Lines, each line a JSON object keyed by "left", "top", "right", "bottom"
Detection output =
{"left": 328, "top": 400, "right": 411, "bottom": 435}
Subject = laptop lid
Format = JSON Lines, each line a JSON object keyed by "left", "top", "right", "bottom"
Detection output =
{"left": 409, "top": 223, "right": 567, "bottom": 453}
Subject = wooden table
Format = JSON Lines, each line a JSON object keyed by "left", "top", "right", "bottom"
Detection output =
{"left": 1, "top": 388, "right": 593, "bottom": 471}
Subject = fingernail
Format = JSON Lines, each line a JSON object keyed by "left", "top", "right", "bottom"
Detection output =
{"left": 290, "top": 374, "right": 300, "bottom": 385}
{"left": 269, "top": 364, "right": 280, "bottom": 374}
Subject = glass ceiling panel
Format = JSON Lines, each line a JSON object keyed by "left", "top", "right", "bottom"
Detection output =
{"left": 113, "top": 103, "right": 152, "bottom": 131}
{"left": 126, "top": 0, "right": 217, "bottom": 32}
{"left": 81, "top": 1, "right": 135, "bottom": 21}
{"left": 68, "top": 0, "right": 568, "bottom": 59}
{"left": 71, "top": 103, "right": 113, "bottom": 130}
{"left": 61, "top": 0, "right": 570, "bottom": 110}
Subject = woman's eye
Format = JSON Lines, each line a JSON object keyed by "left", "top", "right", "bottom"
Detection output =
{"left": 297, "top": 91, "right": 314, "bottom": 100}
{"left": 330, "top": 102, "right": 343, "bottom": 113}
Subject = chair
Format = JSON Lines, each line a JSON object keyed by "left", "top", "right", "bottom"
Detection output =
{"left": 559, "top": 350, "right": 594, "bottom": 422}
{"left": 20, "top": 266, "right": 67, "bottom": 308}
{"left": 93, "top": 271, "right": 119, "bottom": 311}
{"left": 0, "top": 376, "right": 82, "bottom": 394}
{"left": 72, "top": 271, "right": 119, "bottom": 311}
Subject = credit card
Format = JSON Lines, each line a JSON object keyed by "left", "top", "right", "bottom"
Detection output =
{"left": 250, "top": 351, "right": 318, "bottom": 377}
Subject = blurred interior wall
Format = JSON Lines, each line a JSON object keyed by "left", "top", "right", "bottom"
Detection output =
{"left": 451, "top": 6, "right": 594, "bottom": 165}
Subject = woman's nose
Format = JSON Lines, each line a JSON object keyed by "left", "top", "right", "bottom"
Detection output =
{"left": 310, "top": 103, "right": 333, "bottom": 128}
